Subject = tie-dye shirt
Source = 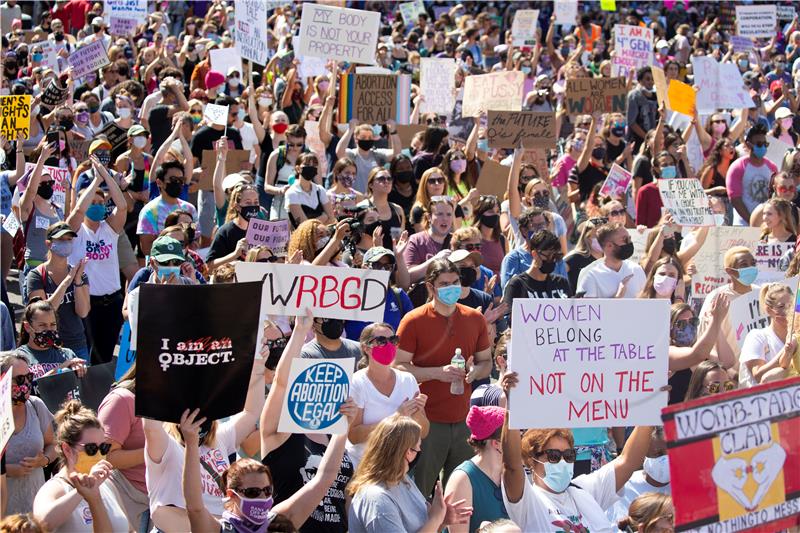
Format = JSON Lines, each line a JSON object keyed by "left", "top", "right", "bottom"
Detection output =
{"left": 136, "top": 196, "right": 197, "bottom": 236}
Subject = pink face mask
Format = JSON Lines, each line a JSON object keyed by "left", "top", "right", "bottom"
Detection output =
{"left": 712, "top": 122, "right": 727, "bottom": 135}
{"left": 653, "top": 274, "right": 677, "bottom": 296}
{"left": 371, "top": 343, "right": 397, "bottom": 365}
{"left": 780, "top": 117, "right": 794, "bottom": 131}
{"left": 318, "top": 80, "right": 330, "bottom": 92}
{"left": 450, "top": 159, "right": 467, "bottom": 174}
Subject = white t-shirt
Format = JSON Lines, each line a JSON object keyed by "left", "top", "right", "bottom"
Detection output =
{"left": 69, "top": 221, "right": 121, "bottom": 296}
{"left": 145, "top": 421, "right": 237, "bottom": 517}
{"left": 285, "top": 182, "right": 329, "bottom": 210}
{"left": 45, "top": 477, "right": 130, "bottom": 533}
{"left": 739, "top": 326, "right": 784, "bottom": 387}
{"left": 606, "top": 470, "right": 670, "bottom": 524}
{"left": 346, "top": 368, "right": 419, "bottom": 467}
{"left": 237, "top": 122, "right": 258, "bottom": 164}
{"left": 575, "top": 259, "right": 646, "bottom": 298}
{"left": 503, "top": 462, "right": 619, "bottom": 533}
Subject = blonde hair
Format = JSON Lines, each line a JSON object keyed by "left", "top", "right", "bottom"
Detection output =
{"left": 54, "top": 400, "right": 102, "bottom": 465}
{"left": 759, "top": 282, "right": 792, "bottom": 315}
{"left": 347, "top": 414, "right": 421, "bottom": 496}
{"left": 245, "top": 246, "right": 274, "bottom": 262}
{"left": 617, "top": 493, "right": 673, "bottom": 533}
{"left": 723, "top": 246, "right": 753, "bottom": 268}
{"left": 451, "top": 226, "right": 482, "bottom": 249}
{"left": 0, "top": 514, "right": 46, "bottom": 533}
{"left": 761, "top": 197, "right": 798, "bottom": 239}
{"left": 288, "top": 219, "right": 324, "bottom": 262}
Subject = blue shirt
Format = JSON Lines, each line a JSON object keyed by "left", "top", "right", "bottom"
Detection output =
{"left": 345, "top": 287, "right": 412, "bottom": 341}
{"left": 0, "top": 170, "right": 12, "bottom": 217}
{"left": 500, "top": 248, "right": 567, "bottom": 289}
{"left": 474, "top": 264, "right": 502, "bottom": 299}
{"left": 0, "top": 301, "right": 14, "bottom": 350}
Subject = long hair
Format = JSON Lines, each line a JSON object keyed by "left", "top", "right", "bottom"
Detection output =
{"left": 566, "top": 218, "right": 603, "bottom": 260}
{"left": 287, "top": 219, "right": 324, "bottom": 263}
{"left": 113, "top": 361, "right": 136, "bottom": 393}
{"left": 358, "top": 322, "right": 394, "bottom": 368}
{"left": 347, "top": 414, "right": 421, "bottom": 496}
{"left": 0, "top": 513, "right": 47, "bottom": 533}
{"left": 617, "top": 493, "right": 673, "bottom": 533}
{"left": 761, "top": 197, "right": 798, "bottom": 239}
{"left": 224, "top": 183, "right": 259, "bottom": 223}
{"left": 19, "top": 300, "right": 56, "bottom": 347}
{"left": 697, "top": 138, "right": 731, "bottom": 179}
{"left": 685, "top": 360, "right": 726, "bottom": 401}
{"left": 413, "top": 167, "right": 446, "bottom": 212}
{"left": 440, "top": 147, "right": 474, "bottom": 195}
{"left": 471, "top": 194, "right": 501, "bottom": 241}
{"left": 639, "top": 256, "right": 685, "bottom": 300}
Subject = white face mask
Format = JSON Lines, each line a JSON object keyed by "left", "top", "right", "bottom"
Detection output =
{"left": 228, "top": 77, "right": 240, "bottom": 86}
{"left": 643, "top": 455, "right": 670, "bottom": 484}
{"left": 132, "top": 136, "right": 147, "bottom": 149}
{"left": 258, "top": 97, "right": 272, "bottom": 108}
{"left": 118, "top": 107, "right": 131, "bottom": 118}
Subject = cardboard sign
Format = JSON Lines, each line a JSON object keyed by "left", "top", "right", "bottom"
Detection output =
{"left": 486, "top": 111, "right": 556, "bottom": 149}
{"left": 235, "top": 0, "right": 269, "bottom": 65}
{"left": 0, "top": 95, "right": 31, "bottom": 140}
{"left": 554, "top": 0, "right": 578, "bottom": 26}
{"left": 398, "top": 0, "right": 426, "bottom": 25}
{"left": 0, "top": 370, "right": 12, "bottom": 453}
{"left": 511, "top": 10, "right": 539, "bottom": 47}
{"left": 135, "top": 282, "right": 262, "bottom": 423}
{"left": 611, "top": 24, "right": 654, "bottom": 78}
{"left": 658, "top": 178, "right": 715, "bottom": 227}
{"left": 661, "top": 377, "right": 800, "bottom": 533}
{"left": 652, "top": 65, "right": 669, "bottom": 108}
{"left": 40, "top": 78, "right": 69, "bottom": 108}
{"left": 35, "top": 362, "right": 116, "bottom": 414}
{"left": 736, "top": 5, "right": 777, "bottom": 38}
{"left": 235, "top": 263, "right": 391, "bottom": 323}
{"left": 476, "top": 159, "right": 510, "bottom": 198}
{"left": 462, "top": 71, "right": 525, "bottom": 117}
{"left": 565, "top": 77, "right": 627, "bottom": 115}
{"left": 24, "top": 163, "right": 69, "bottom": 210}
{"left": 420, "top": 58, "right": 456, "bottom": 115}
{"left": 245, "top": 219, "right": 290, "bottom": 251}
{"left": 598, "top": 163, "right": 632, "bottom": 199}
{"left": 668, "top": 79, "right": 696, "bottom": 116}
{"left": 210, "top": 47, "right": 242, "bottom": 78}
{"left": 199, "top": 149, "right": 250, "bottom": 190}
{"left": 508, "top": 298, "right": 669, "bottom": 429}
{"left": 691, "top": 226, "right": 761, "bottom": 300}
{"left": 278, "top": 358, "right": 354, "bottom": 435}
{"left": 396, "top": 124, "right": 426, "bottom": 148}
{"left": 68, "top": 40, "right": 110, "bottom": 80}
{"left": 203, "top": 103, "right": 228, "bottom": 127}
{"left": 297, "top": 4, "right": 380, "bottom": 65}
{"left": 692, "top": 56, "right": 754, "bottom": 113}
{"left": 628, "top": 228, "right": 650, "bottom": 266}
{"left": 352, "top": 75, "right": 398, "bottom": 124}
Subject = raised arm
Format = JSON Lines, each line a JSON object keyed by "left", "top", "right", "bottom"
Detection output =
{"left": 500, "top": 372, "right": 525, "bottom": 502}
{"left": 336, "top": 118, "right": 357, "bottom": 159}
{"left": 247, "top": 79, "right": 266, "bottom": 144}
{"left": 20, "top": 143, "right": 55, "bottom": 222}
{"left": 179, "top": 409, "right": 222, "bottom": 533}
{"left": 507, "top": 148, "right": 524, "bottom": 219}
{"left": 231, "top": 355, "right": 267, "bottom": 446}
{"left": 66, "top": 173, "right": 101, "bottom": 232}
{"left": 92, "top": 157, "right": 127, "bottom": 234}
{"left": 670, "top": 293, "right": 729, "bottom": 371}
{"left": 612, "top": 425, "right": 652, "bottom": 492}
{"left": 212, "top": 138, "right": 229, "bottom": 209}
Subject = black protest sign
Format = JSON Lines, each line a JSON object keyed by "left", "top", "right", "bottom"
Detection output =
{"left": 41, "top": 78, "right": 69, "bottom": 108}
{"left": 135, "top": 282, "right": 262, "bottom": 423}
{"left": 35, "top": 362, "right": 116, "bottom": 414}
{"left": 97, "top": 120, "right": 128, "bottom": 153}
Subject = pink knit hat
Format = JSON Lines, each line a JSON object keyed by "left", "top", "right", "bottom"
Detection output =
{"left": 205, "top": 70, "right": 225, "bottom": 90}
{"left": 466, "top": 405, "right": 506, "bottom": 440}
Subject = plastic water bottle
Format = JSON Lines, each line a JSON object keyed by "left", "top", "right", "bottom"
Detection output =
{"left": 450, "top": 348, "right": 465, "bottom": 395}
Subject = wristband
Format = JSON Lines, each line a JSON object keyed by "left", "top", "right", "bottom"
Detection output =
{"left": 74, "top": 281, "right": 86, "bottom": 287}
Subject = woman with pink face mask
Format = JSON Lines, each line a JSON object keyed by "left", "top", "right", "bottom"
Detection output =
{"left": 346, "top": 322, "right": 429, "bottom": 469}
{"left": 692, "top": 110, "right": 748, "bottom": 158}
{"left": 309, "top": 75, "right": 330, "bottom": 107}
{"left": 769, "top": 107, "right": 798, "bottom": 147}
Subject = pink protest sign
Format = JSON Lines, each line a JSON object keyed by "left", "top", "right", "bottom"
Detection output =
{"left": 245, "top": 219, "right": 290, "bottom": 251}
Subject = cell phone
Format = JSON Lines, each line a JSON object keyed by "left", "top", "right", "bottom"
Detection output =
{"left": 46, "top": 131, "right": 59, "bottom": 151}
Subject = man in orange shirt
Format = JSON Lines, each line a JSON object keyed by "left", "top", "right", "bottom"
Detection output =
{"left": 395, "top": 258, "right": 493, "bottom": 495}
{"left": 574, "top": 14, "right": 602, "bottom": 53}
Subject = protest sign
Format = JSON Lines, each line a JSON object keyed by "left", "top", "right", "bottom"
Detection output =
{"left": 2, "top": 212, "right": 19, "bottom": 237}
{"left": 668, "top": 79, "right": 696, "bottom": 116}
{"left": 735, "top": 5, "right": 777, "bottom": 39}
{"left": 600, "top": 0, "right": 616, "bottom": 11}
{"left": 778, "top": 5, "right": 796, "bottom": 21}
{"left": 0, "top": 370, "right": 12, "bottom": 453}
{"left": 298, "top": 4, "right": 380, "bottom": 65}
{"left": 278, "top": 358, "right": 354, "bottom": 435}
{"left": 115, "top": 321, "right": 136, "bottom": 380}
{"left": 24, "top": 163, "right": 69, "bottom": 210}
{"left": 0, "top": 95, "right": 31, "bottom": 140}
{"left": 658, "top": 178, "right": 715, "bottom": 227}
{"left": 628, "top": 228, "right": 650, "bottom": 266}
{"left": 420, "top": 58, "right": 456, "bottom": 115}
{"left": 22, "top": 30, "right": 48, "bottom": 44}
{"left": 554, "top": 0, "right": 578, "bottom": 26}
{"left": 476, "top": 159, "right": 510, "bottom": 198}
{"left": 135, "top": 282, "right": 262, "bottom": 423}
{"left": 105, "top": 0, "right": 146, "bottom": 19}
{"left": 292, "top": 36, "right": 327, "bottom": 79}
{"left": 652, "top": 66, "right": 669, "bottom": 108}
{"left": 753, "top": 242, "right": 794, "bottom": 284}
{"left": 396, "top": 124, "right": 426, "bottom": 148}
{"left": 234, "top": 0, "right": 269, "bottom": 65}
{"left": 728, "top": 277, "right": 795, "bottom": 349}
{"left": 199, "top": 149, "right": 250, "bottom": 190}
{"left": 68, "top": 40, "right": 110, "bottom": 80}
{"left": 210, "top": 47, "right": 242, "bottom": 77}
{"left": 70, "top": 138, "right": 91, "bottom": 164}
{"left": 611, "top": 24, "right": 653, "bottom": 78}
{"left": 692, "top": 56, "right": 755, "bottom": 113}
{"left": 731, "top": 35, "right": 754, "bottom": 52}
{"left": 40, "top": 78, "right": 69, "bottom": 108}
{"left": 37, "top": 40, "right": 61, "bottom": 74}
{"left": 508, "top": 298, "right": 669, "bottom": 429}
{"left": 245, "top": 219, "right": 290, "bottom": 251}
{"left": 691, "top": 226, "right": 761, "bottom": 300}
{"left": 765, "top": 136, "right": 792, "bottom": 169}
{"left": 109, "top": 17, "right": 137, "bottom": 36}
{"left": 97, "top": 120, "right": 128, "bottom": 154}
{"left": 203, "top": 103, "right": 229, "bottom": 127}
{"left": 662, "top": 377, "right": 800, "bottom": 533}
{"left": 511, "top": 10, "right": 539, "bottom": 47}
{"left": 599, "top": 163, "right": 632, "bottom": 199}
{"left": 565, "top": 77, "right": 627, "bottom": 115}
{"left": 304, "top": 120, "right": 328, "bottom": 174}
{"left": 35, "top": 362, "right": 116, "bottom": 414}
{"left": 398, "top": 0, "right": 426, "bottom": 25}
{"left": 338, "top": 73, "right": 411, "bottom": 125}
{"left": 236, "top": 263, "right": 391, "bottom": 323}
{"left": 486, "top": 111, "right": 556, "bottom": 149}
{"left": 462, "top": 71, "right": 525, "bottom": 117}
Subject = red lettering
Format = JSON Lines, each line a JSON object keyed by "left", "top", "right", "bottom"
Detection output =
{"left": 295, "top": 275, "right": 319, "bottom": 308}
{"left": 319, "top": 275, "right": 339, "bottom": 308}
{"left": 340, "top": 277, "right": 361, "bottom": 309}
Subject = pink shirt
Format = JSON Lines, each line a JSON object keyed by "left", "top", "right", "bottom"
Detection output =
{"left": 98, "top": 388, "right": 146, "bottom": 493}
{"left": 725, "top": 156, "right": 778, "bottom": 213}
{"left": 551, "top": 154, "right": 577, "bottom": 188}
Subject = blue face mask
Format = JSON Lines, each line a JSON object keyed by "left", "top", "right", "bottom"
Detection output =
{"left": 436, "top": 284, "right": 461, "bottom": 306}
{"left": 735, "top": 266, "right": 758, "bottom": 286}
{"left": 536, "top": 459, "right": 574, "bottom": 493}
{"left": 157, "top": 265, "right": 181, "bottom": 280}
{"left": 477, "top": 139, "right": 489, "bottom": 152}
{"left": 521, "top": 66, "right": 532, "bottom": 75}
{"left": 752, "top": 144, "right": 767, "bottom": 159}
{"left": 660, "top": 166, "right": 677, "bottom": 179}
{"left": 85, "top": 203, "right": 107, "bottom": 222}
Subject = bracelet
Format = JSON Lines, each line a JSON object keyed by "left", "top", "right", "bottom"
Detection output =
{"left": 74, "top": 281, "right": 86, "bottom": 287}
{"left": 43, "top": 455, "right": 51, "bottom": 467}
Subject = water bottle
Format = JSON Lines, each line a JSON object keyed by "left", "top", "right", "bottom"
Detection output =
{"left": 450, "top": 348, "right": 465, "bottom": 395}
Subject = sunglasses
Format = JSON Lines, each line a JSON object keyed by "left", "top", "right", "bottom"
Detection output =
{"left": 537, "top": 448, "right": 577, "bottom": 463}
{"left": 287, "top": 142, "right": 303, "bottom": 148}
{"left": 538, "top": 251, "right": 564, "bottom": 261}
{"left": 374, "top": 175, "right": 393, "bottom": 184}
{"left": 705, "top": 381, "right": 736, "bottom": 394}
{"left": 430, "top": 195, "right": 453, "bottom": 203}
{"left": 77, "top": 442, "right": 112, "bottom": 456}
{"left": 13, "top": 373, "right": 33, "bottom": 386}
{"left": 369, "top": 335, "right": 400, "bottom": 346}
{"left": 674, "top": 317, "right": 699, "bottom": 329}
{"left": 588, "top": 217, "right": 608, "bottom": 225}
{"left": 461, "top": 243, "right": 482, "bottom": 251}
{"left": 427, "top": 177, "right": 446, "bottom": 185}
{"left": 776, "top": 185, "right": 796, "bottom": 193}
{"left": 368, "top": 261, "right": 394, "bottom": 271}
{"left": 533, "top": 191, "right": 550, "bottom": 198}
{"left": 236, "top": 486, "right": 274, "bottom": 499}
{"left": 607, "top": 209, "right": 626, "bottom": 217}
{"left": 257, "top": 256, "right": 278, "bottom": 263}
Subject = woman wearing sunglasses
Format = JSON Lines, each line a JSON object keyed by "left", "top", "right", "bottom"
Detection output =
{"left": 346, "top": 322, "right": 428, "bottom": 468}
{"left": 750, "top": 172, "right": 800, "bottom": 230}
{"left": 500, "top": 373, "right": 653, "bottom": 533}
{"left": 0, "top": 353, "right": 56, "bottom": 516}
{"left": 244, "top": 246, "right": 282, "bottom": 264}
{"left": 739, "top": 283, "right": 795, "bottom": 387}
{"left": 410, "top": 168, "right": 463, "bottom": 233}
{"left": 33, "top": 400, "right": 129, "bottom": 532}
{"left": 684, "top": 360, "right": 738, "bottom": 402}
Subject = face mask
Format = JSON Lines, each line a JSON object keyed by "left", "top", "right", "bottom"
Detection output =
{"left": 50, "top": 239, "right": 73, "bottom": 257}
{"left": 660, "top": 166, "right": 677, "bottom": 179}
{"left": 661, "top": 238, "right": 675, "bottom": 254}
{"left": 157, "top": 265, "right": 181, "bottom": 280}
{"left": 394, "top": 170, "right": 413, "bottom": 184}
{"left": 95, "top": 151, "right": 111, "bottom": 166}
{"left": 611, "top": 125, "right": 625, "bottom": 137}
{"left": 672, "top": 322, "right": 697, "bottom": 347}
{"left": 480, "top": 213, "right": 499, "bottom": 228}
{"left": 117, "top": 107, "right": 131, "bottom": 119}
{"left": 652, "top": 274, "right": 677, "bottom": 296}
{"left": 37, "top": 181, "right": 54, "bottom": 200}
{"left": 320, "top": 319, "right": 344, "bottom": 339}
{"left": 591, "top": 147, "right": 605, "bottom": 160}
{"left": 164, "top": 181, "right": 183, "bottom": 198}
{"left": 780, "top": 118, "right": 794, "bottom": 131}
{"left": 12, "top": 382, "right": 31, "bottom": 404}
{"left": 88, "top": 104, "right": 100, "bottom": 114}
{"left": 191, "top": 114, "right": 202, "bottom": 125}
{"left": 459, "top": 266, "right": 477, "bottom": 287}
{"left": 315, "top": 235, "right": 330, "bottom": 251}
{"left": 75, "top": 111, "right": 89, "bottom": 124}
{"left": 237, "top": 108, "right": 246, "bottom": 121}
{"left": 371, "top": 343, "right": 397, "bottom": 365}
{"left": 300, "top": 166, "right": 317, "bottom": 180}
{"left": 775, "top": 62, "right": 786, "bottom": 71}
{"left": 613, "top": 242, "right": 634, "bottom": 261}
{"left": 735, "top": 266, "right": 758, "bottom": 285}
{"left": 643, "top": 455, "right": 670, "bottom": 484}
{"left": 590, "top": 237, "right": 603, "bottom": 253}
{"left": 229, "top": 77, "right": 240, "bottom": 87}
{"left": 363, "top": 220, "right": 381, "bottom": 235}
{"left": 33, "top": 329, "right": 62, "bottom": 348}
{"left": 521, "top": 66, "right": 531, "bottom": 75}
{"left": 92, "top": 24, "right": 102, "bottom": 33}
{"left": 258, "top": 97, "right": 272, "bottom": 108}
{"left": 532, "top": 194, "right": 549, "bottom": 208}
{"left": 32, "top": 53, "right": 43, "bottom": 62}
{"left": 132, "top": 136, "right": 147, "bottom": 149}
{"left": 450, "top": 159, "right": 467, "bottom": 173}
{"left": 436, "top": 284, "right": 461, "bottom": 306}
{"left": 357, "top": 139, "right": 375, "bottom": 151}
{"left": 234, "top": 494, "right": 273, "bottom": 525}
{"left": 477, "top": 138, "right": 489, "bottom": 152}
{"left": 536, "top": 459, "right": 574, "bottom": 493}
{"left": 752, "top": 144, "right": 768, "bottom": 159}
{"left": 85, "top": 203, "right": 107, "bottom": 222}
{"left": 738, "top": 59, "right": 749, "bottom": 69}
{"left": 538, "top": 257, "right": 557, "bottom": 275}
{"left": 239, "top": 205, "right": 260, "bottom": 221}
{"left": 712, "top": 122, "right": 727, "bottom": 134}
{"left": 337, "top": 174, "right": 354, "bottom": 188}
{"left": 55, "top": 32, "right": 64, "bottom": 41}
{"left": 272, "top": 122, "right": 288, "bottom": 134}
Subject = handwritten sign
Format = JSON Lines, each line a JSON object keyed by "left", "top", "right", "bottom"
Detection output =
{"left": 235, "top": 263, "right": 391, "bottom": 323}
{"left": 40, "top": 78, "right": 69, "bottom": 107}
{"left": 0, "top": 95, "right": 31, "bottom": 140}
{"left": 235, "top": 0, "right": 269, "bottom": 65}
{"left": 420, "top": 58, "right": 456, "bottom": 115}
{"left": 658, "top": 178, "right": 715, "bottom": 227}
{"left": 245, "top": 219, "right": 290, "bottom": 251}
{"left": 462, "top": 71, "right": 524, "bottom": 117}
{"left": 486, "top": 111, "right": 555, "bottom": 149}
{"left": 292, "top": 36, "right": 327, "bottom": 79}
{"left": 2, "top": 212, "right": 19, "bottom": 237}
{"left": 105, "top": 0, "right": 146, "bottom": 19}
{"left": 203, "top": 103, "right": 228, "bottom": 126}
{"left": 0, "top": 370, "right": 12, "bottom": 453}
{"left": 736, "top": 5, "right": 777, "bottom": 38}
{"left": 599, "top": 163, "right": 632, "bottom": 198}
{"left": 109, "top": 17, "right": 137, "bottom": 36}
{"left": 298, "top": 4, "right": 380, "bottom": 65}
{"left": 278, "top": 358, "right": 353, "bottom": 435}
{"left": 778, "top": 5, "right": 796, "bottom": 21}
{"left": 554, "top": 0, "right": 578, "bottom": 26}
{"left": 398, "top": 0, "right": 426, "bottom": 25}
{"left": 68, "top": 40, "right": 110, "bottom": 80}
{"left": 611, "top": 24, "right": 653, "bottom": 78}
{"left": 662, "top": 378, "right": 800, "bottom": 533}
{"left": 24, "top": 163, "right": 69, "bottom": 210}
{"left": 731, "top": 35, "right": 754, "bottom": 52}
{"left": 691, "top": 226, "right": 761, "bottom": 300}
{"left": 729, "top": 277, "right": 796, "bottom": 348}
{"left": 692, "top": 56, "right": 755, "bottom": 113}
{"left": 511, "top": 10, "right": 539, "bottom": 47}
{"left": 565, "top": 77, "right": 627, "bottom": 115}
{"left": 754, "top": 242, "right": 794, "bottom": 283}
{"left": 508, "top": 298, "right": 669, "bottom": 428}
{"left": 353, "top": 74, "right": 397, "bottom": 123}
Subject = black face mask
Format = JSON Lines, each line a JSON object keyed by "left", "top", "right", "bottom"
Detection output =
{"left": 613, "top": 242, "right": 635, "bottom": 261}
{"left": 363, "top": 220, "right": 381, "bottom": 235}
{"left": 480, "top": 213, "right": 500, "bottom": 228}
{"left": 164, "top": 180, "right": 183, "bottom": 198}
{"left": 394, "top": 170, "right": 414, "bottom": 184}
{"left": 538, "top": 258, "right": 557, "bottom": 274}
{"left": 459, "top": 266, "right": 477, "bottom": 287}
{"left": 55, "top": 32, "right": 64, "bottom": 41}
{"left": 95, "top": 151, "right": 111, "bottom": 166}
{"left": 33, "top": 329, "right": 61, "bottom": 348}
{"left": 59, "top": 119, "right": 74, "bottom": 131}
{"left": 37, "top": 181, "right": 54, "bottom": 200}
{"left": 300, "top": 166, "right": 317, "bottom": 180}
{"left": 592, "top": 147, "right": 606, "bottom": 160}
{"left": 320, "top": 319, "right": 344, "bottom": 340}
{"left": 662, "top": 238, "right": 676, "bottom": 254}
{"left": 239, "top": 205, "right": 260, "bottom": 221}
{"left": 532, "top": 194, "right": 549, "bottom": 208}
{"left": 93, "top": 24, "right": 102, "bottom": 33}
{"left": 357, "top": 139, "right": 374, "bottom": 151}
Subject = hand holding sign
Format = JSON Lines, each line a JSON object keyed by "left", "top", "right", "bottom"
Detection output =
{"left": 178, "top": 408, "right": 207, "bottom": 446}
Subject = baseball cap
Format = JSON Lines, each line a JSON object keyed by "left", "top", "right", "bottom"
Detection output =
{"left": 46, "top": 221, "right": 78, "bottom": 240}
{"left": 150, "top": 236, "right": 185, "bottom": 263}
{"left": 222, "top": 173, "right": 248, "bottom": 192}
{"left": 775, "top": 107, "right": 793, "bottom": 120}
{"left": 91, "top": 16, "right": 104, "bottom": 27}
{"left": 127, "top": 124, "right": 148, "bottom": 138}
{"left": 449, "top": 249, "right": 482, "bottom": 266}
{"left": 363, "top": 247, "right": 395, "bottom": 264}
{"left": 89, "top": 139, "right": 112, "bottom": 153}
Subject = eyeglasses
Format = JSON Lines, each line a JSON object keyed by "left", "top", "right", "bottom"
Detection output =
{"left": 257, "top": 256, "right": 278, "bottom": 263}
{"left": 158, "top": 259, "right": 183, "bottom": 267}
{"left": 674, "top": 317, "right": 699, "bottom": 329}
{"left": 607, "top": 209, "right": 626, "bottom": 217}
{"left": 705, "top": 380, "right": 736, "bottom": 394}
{"left": 427, "top": 177, "right": 446, "bottom": 185}
{"left": 588, "top": 217, "right": 608, "bottom": 225}
{"left": 538, "top": 251, "right": 564, "bottom": 262}
{"left": 287, "top": 142, "right": 303, "bottom": 148}
{"left": 369, "top": 335, "right": 399, "bottom": 346}
{"left": 77, "top": 442, "right": 112, "bottom": 456}
{"left": 461, "top": 243, "right": 482, "bottom": 251}
{"left": 374, "top": 175, "right": 393, "bottom": 184}
{"left": 236, "top": 486, "right": 274, "bottom": 499}
{"left": 536, "top": 448, "right": 577, "bottom": 463}
{"left": 480, "top": 194, "right": 498, "bottom": 203}
{"left": 533, "top": 191, "right": 550, "bottom": 198}
{"left": 13, "top": 373, "right": 33, "bottom": 386}
{"left": 368, "top": 261, "right": 394, "bottom": 271}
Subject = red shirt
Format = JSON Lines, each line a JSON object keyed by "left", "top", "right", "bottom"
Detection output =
{"left": 636, "top": 182, "right": 663, "bottom": 228}
{"left": 64, "top": 0, "right": 92, "bottom": 34}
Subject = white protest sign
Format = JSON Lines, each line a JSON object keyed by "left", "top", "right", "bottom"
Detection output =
{"left": 203, "top": 103, "right": 228, "bottom": 126}
{"left": 657, "top": 178, "right": 715, "bottom": 227}
{"left": 68, "top": 40, "right": 111, "bottom": 80}
{"left": 38, "top": 40, "right": 61, "bottom": 75}
{"left": 765, "top": 135, "right": 792, "bottom": 169}
{"left": 234, "top": 0, "right": 269, "bottom": 65}
{"left": 210, "top": 48, "right": 243, "bottom": 77}
{"left": 729, "top": 277, "right": 795, "bottom": 349}
{"left": 777, "top": 5, "right": 796, "bottom": 21}
{"left": 753, "top": 242, "right": 794, "bottom": 282}
{"left": 24, "top": 163, "right": 69, "bottom": 211}
{"left": 298, "top": 4, "right": 380, "bottom": 65}
{"left": 690, "top": 226, "right": 761, "bottom": 301}
{"left": 554, "top": 0, "right": 578, "bottom": 26}
{"left": 691, "top": 56, "right": 754, "bottom": 114}
{"left": 611, "top": 24, "right": 654, "bottom": 78}
{"left": 109, "top": 17, "right": 137, "bottom": 36}
{"left": 628, "top": 228, "right": 650, "bottom": 266}
{"left": 599, "top": 163, "right": 632, "bottom": 198}
{"left": 0, "top": 370, "right": 12, "bottom": 453}
{"left": 398, "top": 0, "right": 426, "bottom": 25}
{"left": 462, "top": 71, "right": 524, "bottom": 117}
{"left": 508, "top": 299, "right": 669, "bottom": 429}
{"left": 511, "top": 10, "right": 539, "bottom": 47}
{"left": 235, "top": 263, "right": 391, "bottom": 323}
{"left": 304, "top": 120, "right": 328, "bottom": 174}
{"left": 291, "top": 36, "right": 328, "bottom": 80}
{"left": 731, "top": 35, "right": 754, "bottom": 52}
{"left": 278, "top": 358, "right": 353, "bottom": 434}
{"left": 2, "top": 212, "right": 19, "bottom": 236}
{"left": 245, "top": 219, "right": 290, "bottom": 250}
{"left": 105, "top": 0, "right": 146, "bottom": 19}
{"left": 420, "top": 58, "right": 456, "bottom": 115}
{"left": 736, "top": 5, "right": 777, "bottom": 39}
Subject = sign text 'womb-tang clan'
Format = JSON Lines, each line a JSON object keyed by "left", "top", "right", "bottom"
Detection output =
{"left": 509, "top": 299, "right": 669, "bottom": 429}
